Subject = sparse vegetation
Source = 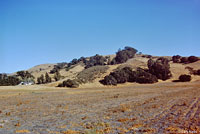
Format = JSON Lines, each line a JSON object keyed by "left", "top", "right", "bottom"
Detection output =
{"left": 77, "top": 66, "right": 109, "bottom": 83}
{"left": 185, "top": 67, "right": 200, "bottom": 75}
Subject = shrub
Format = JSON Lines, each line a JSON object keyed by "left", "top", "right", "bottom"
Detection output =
{"left": 110, "top": 69, "right": 129, "bottom": 83}
{"left": 188, "top": 56, "right": 199, "bottom": 63}
{"left": 180, "top": 57, "right": 188, "bottom": 63}
{"left": 99, "top": 75, "right": 117, "bottom": 85}
{"left": 142, "top": 55, "right": 152, "bottom": 58}
{"left": 196, "top": 69, "right": 200, "bottom": 75}
{"left": 113, "top": 46, "right": 138, "bottom": 64}
{"left": 179, "top": 74, "right": 191, "bottom": 82}
{"left": 172, "top": 55, "right": 181, "bottom": 63}
{"left": 50, "top": 63, "right": 68, "bottom": 74}
{"left": 50, "top": 67, "right": 59, "bottom": 74}
{"left": 85, "top": 54, "right": 107, "bottom": 69}
{"left": 58, "top": 79, "right": 79, "bottom": 88}
{"left": 148, "top": 58, "right": 172, "bottom": 80}
{"left": 185, "top": 66, "right": 195, "bottom": 74}
{"left": 135, "top": 68, "right": 158, "bottom": 84}
{"left": 100, "top": 67, "right": 158, "bottom": 85}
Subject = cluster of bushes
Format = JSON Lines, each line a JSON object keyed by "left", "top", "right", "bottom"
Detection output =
{"left": 16, "top": 71, "right": 35, "bottom": 84}
{"left": 52, "top": 46, "right": 138, "bottom": 73}
{"left": 100, "top": 67, "right": 158, "bottom": 85}
{"left": 69, "top": 55, "right": 108, "bottom": 68}
{"left": 57, "top": 79, "right": 79, "bottom": 88}
{"left": 148, "top": 58, "right": 172, "bottom": 80}
{"left": 185, "top": 67, "right": 200, "bottom": 75}
{"left": 50, "top": 62, "right": 68, "bottom": 74}
{"left": 111, "top": 46, "right": 138, "bottom": 64}
{"left": 37, "top": 73, "right": 52, "bottom": 84}
{"left": 67, "top": 57, "right": 87, "bottom": 67}
{"left": 84, "top": 54, "right": 107, "bottom": 69}
{"left": 172, "top": 55, "right": 199, "bottom": 64}
{"left": 16, "top": 71, "right": 34, "bottom": 80}
{"left": 57, "top": 66, "right": 109, "bottom": 88}
{"left": 0, "top": 74, "right": 21, "bottom": 86}
{"left": 100, "top": 57, "right": 172, "bottom": 85}
{"left": 141, "top": 55, "right": 152, "bottom": 58}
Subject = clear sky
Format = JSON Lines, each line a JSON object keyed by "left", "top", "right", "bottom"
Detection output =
{"left": 1, "top": 0, "right": 200, "bottom": 73}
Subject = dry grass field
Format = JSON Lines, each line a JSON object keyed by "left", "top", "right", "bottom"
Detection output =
{"left": 0, "top": 80, "right": 200, "bottom": 134}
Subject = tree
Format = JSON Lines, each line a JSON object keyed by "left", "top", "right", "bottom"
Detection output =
{"left": 85, "top": 54, "right": 107, "bottom": 69}
{"left": 54, "top": 71, "right": 61, "bottom": 81}
{"left": 188, "top": 56, "right": 199, "bottom": 63}
{"left": 45, "top": 72, "right": 51, "bottom": 83}
{"left": 112, "top": 46, "right": 138, "bottom": 64}
{"left": 148, "top": 58, "right": 172, "bottom": 80}
{"left": 0, "top": 74, "right": 21, "bottom": 86}
{"left": 16, "top": 71, "right": 34, "bottom": 80}
{"left": 180, "top": 57, "right": 188, "bottom": 63}
{"left": 172, "top": 55, "right": 181, "bottom": 63}
{"left": 37, "top": 74, "right": 45, "bottom": 84}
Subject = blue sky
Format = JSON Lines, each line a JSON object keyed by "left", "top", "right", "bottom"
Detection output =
{"left": 1, "top": 0, "right": 200, "bottom": 73}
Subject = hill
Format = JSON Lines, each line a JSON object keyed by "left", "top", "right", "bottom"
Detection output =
{"left": 1, "top": 46, "right": 200, "bottom": 88}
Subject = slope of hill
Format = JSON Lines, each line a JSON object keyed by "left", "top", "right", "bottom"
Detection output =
{"left": 3, "top": 47, "right": 200, "bottom": 88}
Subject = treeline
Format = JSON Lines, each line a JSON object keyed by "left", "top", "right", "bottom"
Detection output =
{"left": 0, "top": 74, "right": 21, "bottom": 86}
{"left": 37, "top": 71, "right": 62, "bottom": 84}
{"left": 172, "top": 55, "right": 199, "bottom": 64}
{"left": 50, "top": 46, "right": 138, "bottom": 74}
{"left": 0, "top": 71, "right": 35, "bottom": 86}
